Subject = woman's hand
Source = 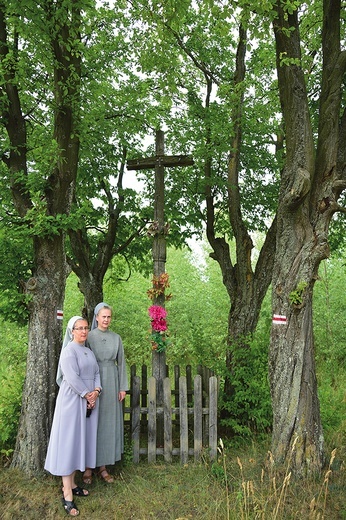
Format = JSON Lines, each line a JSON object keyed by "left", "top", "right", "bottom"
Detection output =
{"left": 118, "top": 391, "right": 126, "bottom": 402}
{"left": 85, "top": 390, "right": 99, "bottom": 408}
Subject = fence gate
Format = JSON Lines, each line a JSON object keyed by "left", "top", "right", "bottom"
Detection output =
{"left": 124, "top": 365, "right": 218, "bottom": 463}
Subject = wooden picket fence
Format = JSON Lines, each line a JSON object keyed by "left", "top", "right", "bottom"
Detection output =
{"left": 124, "top": 365, "right": 218, "bottom": 463}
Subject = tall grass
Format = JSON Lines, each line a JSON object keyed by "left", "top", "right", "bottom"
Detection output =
{"left": 213, "top": 437, "right": 345, "bottom": 520}
{"left": 1, "top": 435, "right": 344, "bottom": 519}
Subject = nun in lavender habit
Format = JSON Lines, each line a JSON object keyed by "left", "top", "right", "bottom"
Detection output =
{"left": 44, "top": 315, "right": 102, "bottom": 517}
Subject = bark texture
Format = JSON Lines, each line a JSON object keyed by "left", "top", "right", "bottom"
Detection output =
{"left": 269, "top": 0, "right": 346, "bottom": 474}
{"left": 12, "top": 237, "right": 67, "bottom": 472}
{"left": 0, "top": 1, "right": 82, "bottom": 474}
{"left": 204, "top": 25, "right": 277, "bottom": 406}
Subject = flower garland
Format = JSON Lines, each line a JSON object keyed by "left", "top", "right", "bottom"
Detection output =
{"left": 148, "top": 273, "right": 171, "bottom": 352}
{"left": 147, "top": 272, "right": 172, "bottom": 301}
{"left": 148, "top": 305, "right": 170, "bottom": 352}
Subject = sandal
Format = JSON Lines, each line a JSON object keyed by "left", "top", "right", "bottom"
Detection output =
{"left": 82, "top": 470, "right": 93, "bottom": 485}
{"left": 72, "top": 486, "right": 89, "bottom": 497}
{"left": 97, "top": 469, "right": 114, "bottom": 483}
{"left": 61, "top": 497, "right": 79, "bottom": 516}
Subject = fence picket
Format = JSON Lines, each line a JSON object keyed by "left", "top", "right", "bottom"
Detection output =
{"left": 131, "top": 375, "right": 141, "bottom": 464}
{"left": 163, "top": 377, "right": 172, "bottom": 462}
{"left": 148, "top": 377, "right": 157, "bottom": 462}
{"left": 127, "top": 365, "right": 218, "bottom": 463}
{"left": 194, "top": 375, "right": 203, "bottom": 461}
{"left": 209, "top": 376, "right": 218, "bottom": 460}
{"left": 179, "top": 376, "right": 188, "bottom": 464}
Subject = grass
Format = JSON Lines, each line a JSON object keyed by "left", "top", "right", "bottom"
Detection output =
{"left": 0, "top": 437, "right": 345, "bottom": 520}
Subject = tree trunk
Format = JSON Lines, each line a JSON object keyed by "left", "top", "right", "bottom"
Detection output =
{"left": 204, "top": 24, "right": 277, "bottom": 414}
{"left": 67, "top": 146, "right": 148, "bottom": 323}
{"left": 11, "top": 236, "right": 67, "bottom": 473}
{"left": 269, "top": 0, "right": 346, "bottom": 474}
{"left": 0, "top": 1, "right": 82, "bottom": 474}
{"left": 219, "top": 217, "right": 277, "bottom": 400}
{"left": 79, "top": 277, "right": 104, "bottom": 325}
{"left": 270, "top": 280, "right": 324, "bottom": 472}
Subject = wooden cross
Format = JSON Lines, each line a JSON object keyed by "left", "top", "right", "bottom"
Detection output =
{"left": 127, "top": 130, "right": 194, "bottom": 300}
{"left": 127, "top": 129, "right": 194, "bottom": 410}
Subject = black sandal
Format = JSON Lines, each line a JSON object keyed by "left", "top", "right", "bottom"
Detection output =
{"left": 61, "top": 497, "right": 80, "bottom": 516}
{"left": 72, "top": 486, "right": 89, "bottom": 497}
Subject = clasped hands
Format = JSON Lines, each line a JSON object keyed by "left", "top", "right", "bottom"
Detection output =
{"left": 85, "top": 389, "right": 99, "bottom": 409}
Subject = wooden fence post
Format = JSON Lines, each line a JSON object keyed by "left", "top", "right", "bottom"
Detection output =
{"left": 148, "top": 376, "right": 157, "bottom": 462}
{"left": 186, "top": 365, "right": 192, "bottom": 405}
{"left": 174, "top": 365, "right": 180, "bottom": 426}
{"left": 179, "top": 376, "right": 188, "bottom": 464}
{"left": 209, "top": 376, "right": 218, "bottom": 461}
{"left": 131, "top": 375, "right": 141, "bottom": 463}
{"left": 163, "top": 377, "right": 172, "bottom": 462}
{"left": 141, "top": 364, "right": 148, "bottom": 428}
{"left": 194, "top": 375, "right": 202, "bottom": 461}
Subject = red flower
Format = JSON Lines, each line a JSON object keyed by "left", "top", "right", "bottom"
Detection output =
{"left": 148, "top": 305, "right": 167, "bottom": 320}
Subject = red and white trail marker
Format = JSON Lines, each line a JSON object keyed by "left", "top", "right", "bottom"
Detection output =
{"left": 272, "top": 314, "right": 287, "bottom": 325}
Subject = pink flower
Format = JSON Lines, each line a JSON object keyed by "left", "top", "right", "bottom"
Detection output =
{"left": 148, "top": 305, "right": 167, "bottom": 320}
{"left": 148, "top": 304, "right": 170, "bottom": 351}
{"left": 151, "top": 318, "right": 167, "bottom": 332}
{"left": 149, "top": 305, "right": 168, "bottom": 332}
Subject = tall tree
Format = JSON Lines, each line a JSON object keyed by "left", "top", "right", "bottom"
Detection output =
{"left": 62, "top": 2, "right": 202, "bottom": 323}
{"left": 0, "top": 0, "right": 82, "bottom": 473}
{"left": 67, "top": 144, "right": 149, "bottom": 324}
{"left": 64, "top": 4, "right": 155, "bottom": 322}
{"left": 128, "top": 0, "right": 281, "bottom": 424}
{"left": 269, "top": 0, "right": 346, "bottom": 473}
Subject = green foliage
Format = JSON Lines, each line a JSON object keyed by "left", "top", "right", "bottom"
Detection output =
{"left": 0, "top": 320, "right": 27, "bottom": 451}
{"left": 328, "top": 205, "right": 346, "bottom": 254}
{"left": 0, "top": 226, "right": 33, "bottom": 324}
{"left": 313, "top": 257, "right": 346, "bottom": 437}
{"left": 150, "top": 330, "right": 170, "bottom": 353}
{"left": 63, "top": 273, "right": 84, "bottom": 325}
{"left": 289, "top": 281, "right": 308, "bottom": 306}
{"left": 313, "top": 258, "right": 346, "bottom": 366}
{"left": 164, "top": 246, "right": 229, "bottom": 370}
{"left": 211, "top": 458, "right": 227, "bottom": 485}
{"left": 219, "top": 331, "right": 273, "bottom": 438}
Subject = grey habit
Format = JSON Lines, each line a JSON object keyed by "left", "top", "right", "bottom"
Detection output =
{"left": 87, "top": 327, "right": 129, "bottom": 465}
{"left": 44, "top": 338, "right": 101, "bottom": 476}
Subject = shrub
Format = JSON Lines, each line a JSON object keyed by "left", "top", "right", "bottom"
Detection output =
{"left": 0, "top": 320, "right": 27, "bottom": 452}
{"left": 219, "top": 332, "right": 272, "bottom": 438}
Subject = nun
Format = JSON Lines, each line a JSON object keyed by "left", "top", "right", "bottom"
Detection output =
{"left": 45, "top": 316, "right": 101, "bottom": 517}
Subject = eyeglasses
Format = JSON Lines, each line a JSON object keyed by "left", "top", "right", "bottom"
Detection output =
{"left": 73, "top": 326, "right": 90, "bottom": 331}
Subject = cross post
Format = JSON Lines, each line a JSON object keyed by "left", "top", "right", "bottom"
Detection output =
{"left": 127, "top": 129, "right": 194, "bottom": 445}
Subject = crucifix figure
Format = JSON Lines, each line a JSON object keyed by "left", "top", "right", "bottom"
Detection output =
{"left": 127, "top": 130, "right": 194, "bottom": 442}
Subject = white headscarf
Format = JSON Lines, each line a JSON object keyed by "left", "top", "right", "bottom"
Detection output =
{"left": 56, "top": 315, "right": 83, "bottom": 386}
{"left": 91, "top": 302, "right": 111, "bottom": 330}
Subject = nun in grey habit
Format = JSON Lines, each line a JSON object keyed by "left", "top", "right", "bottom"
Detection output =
{"left": 83, "top": 302, "right": 128, "bottom": 485}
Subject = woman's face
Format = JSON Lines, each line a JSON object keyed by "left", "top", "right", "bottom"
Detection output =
{"left": 72, "top": 319, "right": 89, "bottom": 343}
{"left": 97, "top": 307, "right": 112, "bottom": 331}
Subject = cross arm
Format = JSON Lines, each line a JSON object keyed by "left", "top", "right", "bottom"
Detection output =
{"left": 127, "top": 155, "right": 194, "bottom": 171}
